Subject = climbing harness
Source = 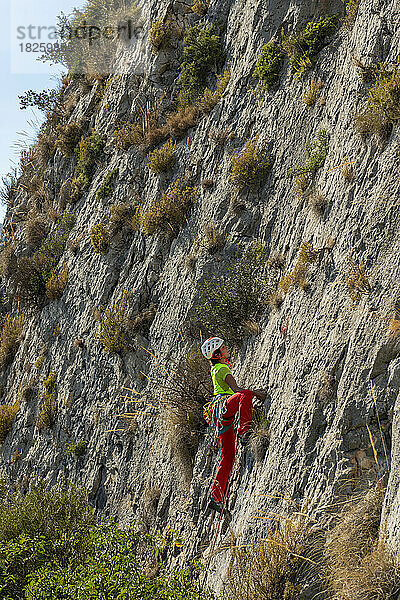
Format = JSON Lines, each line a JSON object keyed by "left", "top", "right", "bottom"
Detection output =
{"left": 203, "top": 393, "right": 234, "bottom": 434}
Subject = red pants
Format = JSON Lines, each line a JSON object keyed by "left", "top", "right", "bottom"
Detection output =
{"left": 211, "top": 389, "right": 253, "bottom": 502}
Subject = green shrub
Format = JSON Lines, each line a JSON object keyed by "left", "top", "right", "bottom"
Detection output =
{"left": 45, "top": 263, "right": 68, "bottom": 300}
{"left": 97, "top": 288, "right": 134, "bottom": 353}
{"left": 141, "top": 179, "right": 198, "bottom": 236}
{"left": 178, "top": 24, "right": 224, "bottom": 106}
{"left": 0, "top": 401, "right": 19, "bottom": 444}
{"left": 283, "top": 15, "right": 339, "bottom": 77}
{"left": 0, "top": 313, "right": 24, "bottom": 371}
{"left": 0, "top": 480, "right": 95, "bottom": 599}
{"left": 90, "top": 223, "right": 110, "bottom": 253}
{"left": 95, "top": 168, "right": 119, "bottom": 201}
{"left": 229, "top": 136, "right": 270, "bottom": 190}
{"left": 55, "top": 122, "right": 83, "bottom": 157}
{"left": 253, "top": 40, "right": 284, "bottom": 91}
{"left": 354, "top": 62, "right": 400, "bottom": 135}
{"left": 344, "top": 0, "right": 361, "bottom": 29}
{"left": 149, "top": 20, "right": 171, "bottom": 52}
{"left": 147, "top": 140, "right": 176, "bottom": 173}
{"left": 66, "top": 440, "right": 88, "bottom": 457}
{"left": 70, "top": 130, "right": 105, "bottom": 202}
{"left": 289, "top": 129, "right": 329, "bottom": 178}
{"left": 196, "top": 241, "right": 272, "bottom": 343}
{"left": 191, "top": 0, "right": 209, "bottom": 15}
{"left": 37, "top": 372, "right": 58, "bottom": 430}
{"left": 25, "top": 522, "right": 214, "bottom": 600}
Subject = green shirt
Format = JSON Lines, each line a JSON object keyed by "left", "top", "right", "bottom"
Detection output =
{"left": 211, "top": 363, "right": 234, "bottom": 397}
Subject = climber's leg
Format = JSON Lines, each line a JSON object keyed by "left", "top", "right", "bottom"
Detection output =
{"left": 211, "top": 424, "right": 235, "bottom": 503}
{"left": 221, "top": 389, "right": 254, "bottom": 436}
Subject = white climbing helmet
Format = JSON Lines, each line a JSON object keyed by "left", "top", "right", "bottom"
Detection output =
{"left": 201, "top": 336, "right": 224, "bottom": 359}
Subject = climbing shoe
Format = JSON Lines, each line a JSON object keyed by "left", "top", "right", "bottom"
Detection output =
{"left": 207, "top": 498, "right": 232, "bottom": 523}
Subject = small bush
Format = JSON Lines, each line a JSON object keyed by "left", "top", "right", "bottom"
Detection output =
{"left": 90, "top": 223, "right": 110, "bottom": 253}
{"left": 230, "top": 136, "right": 270, "bottom": 190}
{"left": 25, "top": 217, "right": 48, "bottom": 247}
{"left": 253, "top": 40, "right": 284, "bottom": 91}
{"left": 283, "top": 15, "right": 339, "bottom": 78}
{"left": 201, "top": 222, "right": 227, "bottom": 254}
{"left": 344, "top": 0, "right": 361, "bottom": 29}
{"left": 113, "top": 121, "right": 145, "bottom": 150}
{"left": 0, "top": 313, "right": 24, "bottom": 371}
{"left": 66, "top": 440, "right": 88, "bottom": 457}
{"left": 196, "top": 69, "right": 231, "bottom": 113}
{"left": 0, "top": 401, "right": 19, "bottom": 444}
{"left": 196, "top": 241, "right": 272, "bottom": 343}
{"left": 45, "top": 263, "right": 68, "bottom": 300}
{"left": 95, "top": 168, "right": 118, "bottom": 201}
{"left": 345, "top": 255, "right": 371, "bottom": 303}
{"left": 279, "top": 241, "right": 320, "bottom": 294}
{"left": 354, "top": 63, "right": 400, "bottom": 136}
{"left": 178, "top": 24, "right": 224, "bottom": 106}
{"left": 0, "top": 480, "right": 95, "bottom": 598}
{"left": 191, "top": 0, "right": 209, "bottom": 15}
{"left": 97, "top": 288, "right": 134, "bottom": 353}
{"left": 149, "top": 20, "right": 171, "bottom": 52}
{"left": 302, "top": 79, "right": 324, "bottom": 107}
{"left": 37, "top": 371, "right": 58, "bottom": 430}
{"left": 289, "top": 129, "right": 329, "bottom": 178}
{"left": 166, "top": 105, "right": 200, "bottom": 139}
{"left": 147, "top": 140, "right": 176, "bottom": 174}
{"left": 141, "top": 179, "right": 198, "bottom": 236}
{"left": 109, "top": 202, "right": 136, "bottom": 235}
{"left": 70, "top": 130, "right": 105, "bottom": 202}
{"left": 55, "top": 122, "right": 83, "bottom": 157}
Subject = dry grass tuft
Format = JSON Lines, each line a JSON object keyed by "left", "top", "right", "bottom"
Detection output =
{"left": 317, "top": 371, "right": 335, "bottom": 404}
{"left": 0, "top": 401, "right": 20, "bottom": 444}
{"left": 202, "top": 222, "right": 226, "bottom": 254}
{"left": 342, "top": 164, "right": 355, "bottom": 182}
{"left": 159, "top": 350, "right": 212, "bottom": 482}
{"left": 209, "top": 127, "right": 235, "bottom": 147}
{"left": 308, "top": 190, "right": 327, "bottom": 217}
{"left": 45, "top": 263, "right": 68, "bottom": 300}
{"left": 225, "top": 506, "right": 316, "bottom": 600}
{"left": 302, "top": 79, "right": 324, "bottom": 107}
{"left": 324, "top": 484, "right": 400, "bottom": 600}
{"left": 345, "top": 255, "right": 371, "bottom": 303}
{"left": 248, "top": 407, "right": 270, "bottom": 461}
{"left": 0, "top": 313, "right": 25, "bottom": 371}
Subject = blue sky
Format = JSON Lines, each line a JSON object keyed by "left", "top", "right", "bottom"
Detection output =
{"left": 0, "top": 0, "right": 84, "bottom": 222}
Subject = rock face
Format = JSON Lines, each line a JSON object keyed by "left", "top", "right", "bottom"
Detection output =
{"left": 1, "top": 0, "right": 400, "bottom": 592}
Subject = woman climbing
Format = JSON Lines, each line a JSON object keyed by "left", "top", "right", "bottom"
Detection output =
{"left": 201, "top": 336, "right": 266, "bottom": 516}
